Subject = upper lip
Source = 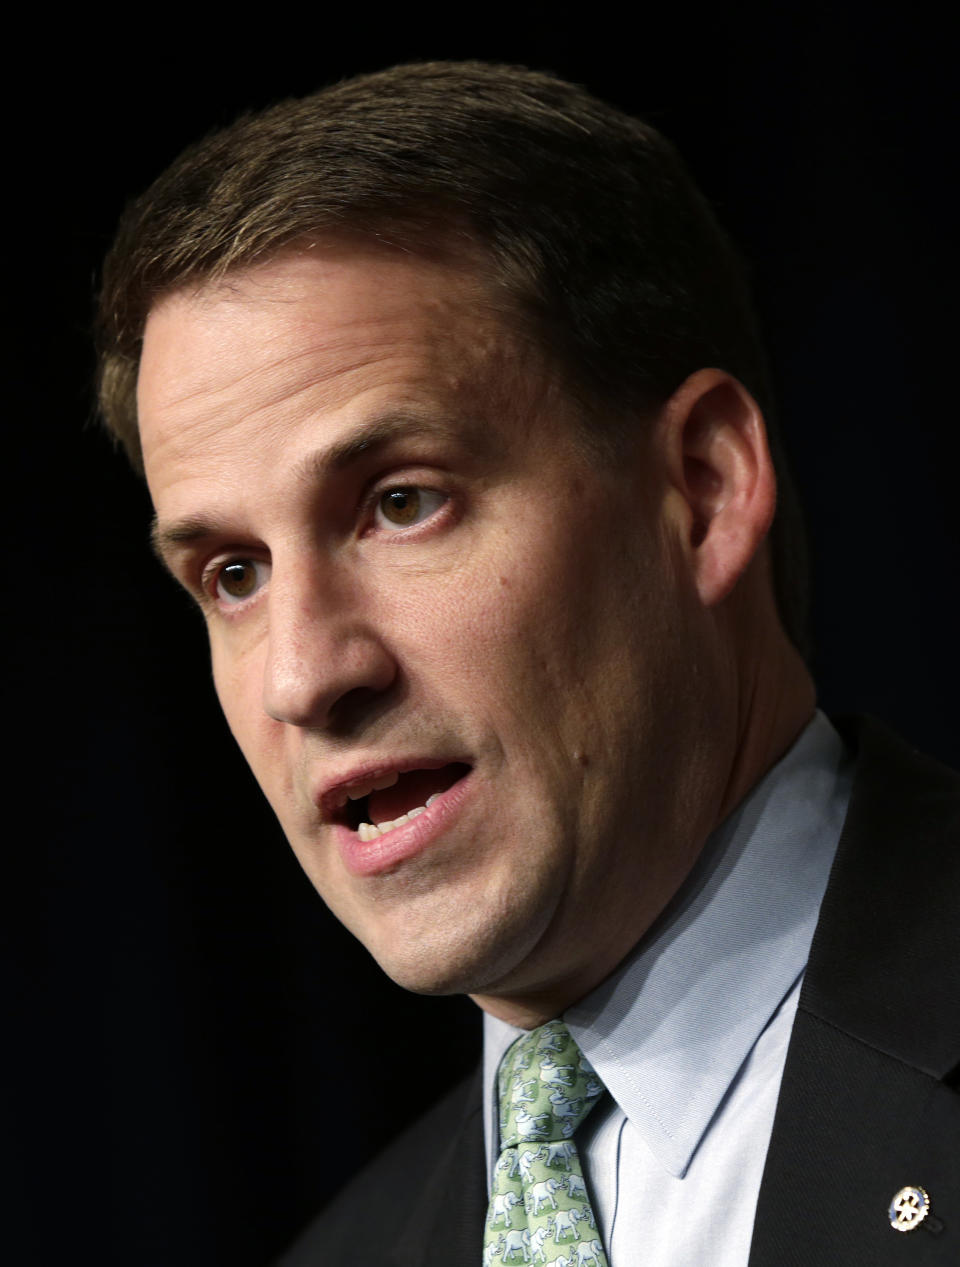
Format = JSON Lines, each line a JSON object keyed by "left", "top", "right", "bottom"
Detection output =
{"left": 314, "top": 756, "right": 468, "bottom": 820}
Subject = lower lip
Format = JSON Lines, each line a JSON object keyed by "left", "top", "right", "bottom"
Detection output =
{"left": 333, "top": 769, "right": 477, "bottom": 878}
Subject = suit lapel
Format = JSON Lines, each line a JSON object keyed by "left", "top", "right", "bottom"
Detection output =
{"left": 751, "top": 717, "right": 960, "bottom": 1263}
{"left": 750, "top": 1008, "right": 960, "bottom": 1264}
{"left": 390, "top": 1066, "right": 487, "bottom": 1267}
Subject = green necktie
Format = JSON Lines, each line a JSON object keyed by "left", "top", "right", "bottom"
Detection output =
{"left": 484, "top": 1019, "right": 610, "bottom": 1267}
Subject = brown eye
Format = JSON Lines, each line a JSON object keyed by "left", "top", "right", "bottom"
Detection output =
{"left": 374, "top": 486, "right": 446, "bottom": 531}
{"left": 379, "top": 487, "right": 421, "bottom": 525}
{"left": 215, "top": 561, "right": 262, "bottom": 603}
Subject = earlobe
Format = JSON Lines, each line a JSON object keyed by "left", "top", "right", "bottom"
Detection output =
{"left": 660, "top": 368, "right": 776, "bottom": 607}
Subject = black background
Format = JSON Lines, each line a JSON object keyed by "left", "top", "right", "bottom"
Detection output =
{"left": 14, "top": 5, "right": 957, "bottom": 1263}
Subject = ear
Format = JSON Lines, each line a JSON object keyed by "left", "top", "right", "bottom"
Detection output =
{"left": 657, "top": 368, "right": 776, "bottom": 607}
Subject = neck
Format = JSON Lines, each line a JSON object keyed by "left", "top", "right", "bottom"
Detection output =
{"left": 716, "top": 586, "right": 817, "bottom": 828}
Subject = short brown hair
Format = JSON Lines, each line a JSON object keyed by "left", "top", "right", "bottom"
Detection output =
{"left": 96, "top": 59, "right": 809, "bottom": 654}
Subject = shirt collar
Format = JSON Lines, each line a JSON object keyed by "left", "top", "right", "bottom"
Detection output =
{"left": 483, "top": 710, "right": 853, "bottom": 1179}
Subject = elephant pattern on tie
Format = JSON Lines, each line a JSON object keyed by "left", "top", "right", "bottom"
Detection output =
{"left": 513, "top": 1075, "right": 539, "bottom": 1103}
{"left": 547, "top": 1091, "right": 584, "bottom": 1136}
{"left": 490, "top": 1191, "right": 523, "bottom": 1228}
{"left": 538, "top": 1056, "right": 576, "bottom": 1088}
{"left": 574, "top": 1241, "right": 605, "bottom": 1267}
{"left": 525, "top": 1177, "right": 564, "bottom": 1214}
{"left": 493, "top": 1229, "right": 531, "bottom": 1262}
{"left": 518, "top": 1149, "right": 540, "bottom": 1183}
{"left": 547, "top": 1208, "right": 586, "bottom": 1242}
{"left": 536, "top": 1141, "right": 576, "bottom": 1171}
{"left": 527, "top": 1226, "right": 552, "bottom": 1262}
{"left": 484, "top": 1020, "right": 610, "bottom": 1267}
{"left": 536, "top": 1029, "right": 566, "bottom": 1054}
{"left": 564, "top": 1173, "right": 588, "bottom": 1202}
{"left": 514, "top": 1108, "right": 553, "bottom": 1141}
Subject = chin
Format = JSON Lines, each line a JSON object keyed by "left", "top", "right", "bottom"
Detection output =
{"left": 359, "top": 894, "right": 555, "bottom": 1001}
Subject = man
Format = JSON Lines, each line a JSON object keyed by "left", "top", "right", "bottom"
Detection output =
{"left": 96, "top": 62, "right": 958, "bottom": 1264}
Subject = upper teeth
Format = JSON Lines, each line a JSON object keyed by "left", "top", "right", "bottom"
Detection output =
{"left": 357, "top": 793, "right": 441, "bottom": 842}
{"left": 335, "top": 770, "right": 400, "bottom": 809}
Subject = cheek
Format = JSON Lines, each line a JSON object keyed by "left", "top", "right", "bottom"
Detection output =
{"left": 210, "top": 641, "right": 278, "bottom": 778}
{"left": 436, "top": 562, "right": 610, "bottom": 788}
{"left": 210, "top": 643, "right": 245, "bottom": 735}
{"left": 465, "top": 534, "right": 624, "bottom": 690}
{"left": 467, "top": 528, "right": 675, "bottom": 805}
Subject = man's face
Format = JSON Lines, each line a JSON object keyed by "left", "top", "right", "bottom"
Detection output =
{"left": 139, "top": 246, "right": 714, "bottom": 1018}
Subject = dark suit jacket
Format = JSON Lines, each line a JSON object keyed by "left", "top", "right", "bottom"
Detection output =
{"left": 279, "top": 718, "right": 960, "bottom": 1265}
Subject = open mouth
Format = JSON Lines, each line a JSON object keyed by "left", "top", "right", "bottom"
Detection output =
{"left": 336, "top": 763, "right": 471, "bottom": 840}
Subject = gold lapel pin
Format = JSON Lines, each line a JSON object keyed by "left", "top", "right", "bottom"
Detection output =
{"left": 888, "top": 1185, "right": 930, "bottom": 1232}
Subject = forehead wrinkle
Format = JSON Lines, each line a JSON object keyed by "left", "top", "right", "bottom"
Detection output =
{"left": 142, "top": 251, "right": 577, "bottom": 500}
{"left": 148, "top": 306, "right": 417, "bottom": 412}
{"left": 145, "top": 344, "right": 449, "bottom": 481}
{"left": 143, "top": 250, "right": 543, "bottom": 442}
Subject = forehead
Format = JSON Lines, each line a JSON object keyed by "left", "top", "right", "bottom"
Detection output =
{"left": 137, "top": 244, "right": 553, "bottom": 476}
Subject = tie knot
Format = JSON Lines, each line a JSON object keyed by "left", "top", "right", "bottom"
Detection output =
{"left": 497, "top": 1020, "right": 604, "bottom": 1149}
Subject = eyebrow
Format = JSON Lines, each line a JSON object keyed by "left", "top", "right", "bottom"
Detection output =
{"left": 150, "top": 513, "right": 222, "bottom": 566}
{"left": 149, "top": 411, "right": 476, "bottom": 568}
{"left": 295, "top": 412, "right": 457, "bottom": 479}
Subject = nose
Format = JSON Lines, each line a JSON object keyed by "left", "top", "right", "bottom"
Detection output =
{"left": 262, "top": 561, "right": 397, "bottom": 731}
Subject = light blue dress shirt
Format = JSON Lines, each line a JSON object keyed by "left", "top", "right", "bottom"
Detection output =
{"left": 483, "top": 710, "right": 853, "bottom": 1265}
